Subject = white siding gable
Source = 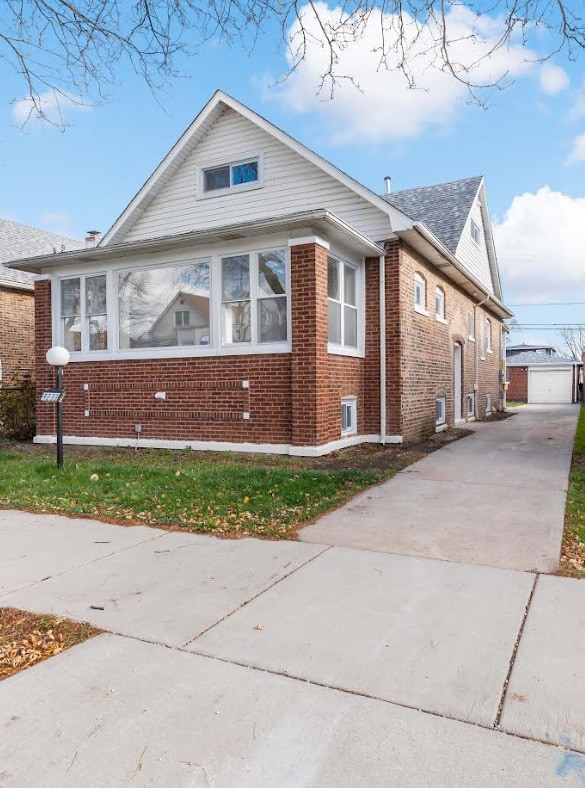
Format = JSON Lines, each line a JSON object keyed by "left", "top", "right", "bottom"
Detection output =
{"left": 455, "top": 195, "right": 494, "bottom": 294}
{"left": 122, "top": 108, "right": 393, "bottom": 244}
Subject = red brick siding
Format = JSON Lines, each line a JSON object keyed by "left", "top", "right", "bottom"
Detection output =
{"left": 507, "top": 367, "right": 528, "bottom": 402}
{"left": 396, "top": 242, "right": 503, "bottom": 441}
{"left": 0, "top": 286, "right": 34, "bottom": 383}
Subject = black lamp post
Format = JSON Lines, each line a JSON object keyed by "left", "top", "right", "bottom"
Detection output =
{"left": 46, "top": 346, "right": 70, "bottom": 469}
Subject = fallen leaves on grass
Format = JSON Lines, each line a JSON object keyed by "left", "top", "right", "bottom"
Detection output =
{"left": 0, "top": 608, "right": 99, "bottom": 681}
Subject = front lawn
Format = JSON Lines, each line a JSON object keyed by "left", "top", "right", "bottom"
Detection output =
{"left": 560, "top": 407, "right": 585, "bottom": 577}
{"left": 0, "top": 442, "right": 434, "bottom": 539}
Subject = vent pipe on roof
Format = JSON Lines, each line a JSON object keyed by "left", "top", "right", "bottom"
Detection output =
{"left": 384, "top": 176, "right": 392, "bottom": 194}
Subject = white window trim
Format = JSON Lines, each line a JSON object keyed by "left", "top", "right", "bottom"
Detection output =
{"left": 466, "top": 393, "right": 475, "bottom": 417}
{"left": 198, "top": 152, "right": 264, "bottom": 200}
{"left": 341, "top": 397, "right": 357, "bottom": 436}
{"left": 486, "top": 319, "right": 493, "bottom": 353}
{"left": 57, "top": 272, "right": 109, "bottom": 356}
{"left": 51, "top": 242, "right": 292, "bottom": 362}
{"left": 414, "top": 304, "right": 430, "bottom": 317}
{"left": 467, "top": 311, "right": 475, "bottom": 341}
{"left": 436, "top": 396, "right": 446, "bottom": 426}
{"left": 470, "top": 219, "right": 482, "bottom": 247}
{"left": 327, "top": 256, "right": 365, "bottom": 357}
{"left": 435, "top": 286, "right": 446, "bottom": 322}
{"left": 414, "top": 272, "right": 426, "bottom": 313}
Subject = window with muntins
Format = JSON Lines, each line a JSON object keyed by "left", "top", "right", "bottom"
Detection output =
{"left": 328, "top": 256, "right": 359, "bottom": 349}
{"left": 202, "top": 158, "right": 259, "bottom": 194}
{"left": 61, "top": 274, "right": 107, "bottom": 352}
{"left": 414, "top": 272, "right": 426, "bottom": 311}
{"left": 75, "top": 246, "right": 290, "bottom": 356}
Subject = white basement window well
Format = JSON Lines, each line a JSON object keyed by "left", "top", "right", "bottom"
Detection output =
{"left": 200, "top": 156, "right": 261, "bottom": 198}
{"left": 328, "top": 255, "right": 362, "bottom": 355}
{"left": 341, "top": 398, "right": 357, "bottom": 436}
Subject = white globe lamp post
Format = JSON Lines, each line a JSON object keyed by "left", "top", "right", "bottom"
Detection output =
{"left": 46, "top": 346, "right": 70, "bottom": 469}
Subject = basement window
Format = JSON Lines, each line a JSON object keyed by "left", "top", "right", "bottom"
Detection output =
{"left": 341, "top": 398, "right": 357, "bottom": 435}
{"left": 436, "top": 396, "right": 446, "bottom": 425}
{"left": 467, "top": 394, "right": 475, "bottom": 417}
{"left": 486, "top": 393, "right": 491, "bottom": 414}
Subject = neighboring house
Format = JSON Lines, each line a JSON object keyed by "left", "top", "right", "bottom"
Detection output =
{"left": 506, "top": 344, "right": 582, "bottom": 404}
{"left": 0, "top": 218, "right": 80, "bottom": 384}
{"left": 8, "top": 91, "right": 512, "bottom": 455}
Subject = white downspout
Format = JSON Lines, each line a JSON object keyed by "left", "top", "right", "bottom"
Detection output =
{"left": 379, "top": 254, "right": 386, "bottom": 444}
{"left": 474, "top": 294, "right": 490, "bottom": 420}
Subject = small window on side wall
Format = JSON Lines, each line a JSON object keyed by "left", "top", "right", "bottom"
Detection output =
{"left": 486, "top": 393, "right": 491, "bottom": 414}
{"left": 468, "top": 311, "right": 474, "bottom": 339}
{"left": 202, "top": 158, "right": 259, "bottom": 194}
{"left": 467, "top": 394, "right": 475, "bottom": 417}
{"left": 486, "top": 318, "right": 492, "bottom": 352}
{"left": 435, "top": 287, "right": 445, "bottom": 321}
{"left": 341, "top": 398, "right": 357, "bottom": 436}
{"left": 436, "top": 396, "right": 446, "bottom": 425}
{"left": 471, "top": 219, "right": 482, "bottom": 246}
{"left": 414, "top": 273, "right": 426, "bottom": 312}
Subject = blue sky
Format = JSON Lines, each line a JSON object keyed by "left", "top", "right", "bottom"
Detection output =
{"left": 2, "top": 4, "right": 585, "bottom": 352}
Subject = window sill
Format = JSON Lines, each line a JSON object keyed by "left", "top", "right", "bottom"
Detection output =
{"left": 414, "top": 305, "right": 429, "bottom": 317}
{"left": 63, "top": 343, "right": 291, "bottom": 362}
{"left": 487, "top": 349, "right": 493, "bottom": 354}
{"left": 435, "top": 423, "right": 448, "bottom": 433}
{"left": 328, "top": 344, "right": 365, "bottom": 359}
{"left": 480, "top": 355, "right": 486, "bottom": 361}
{"left": 197, "top": 181, "right": 263, "bottom": 200}
{"left": 341, "top": 429, "right": 357, "bottom": 437}
{"left": 468, "top": 336, "right": 475, "bottom": 343}
{"left": 435, "top": 315, "right": 447, "bottom": 324}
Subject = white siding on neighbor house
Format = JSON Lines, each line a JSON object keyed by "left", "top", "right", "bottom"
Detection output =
{"left": 455, "top": 196, "right": 494, "bottom": 294}
{"left": 123, "top": 108, "right": 393, "bottom": 244}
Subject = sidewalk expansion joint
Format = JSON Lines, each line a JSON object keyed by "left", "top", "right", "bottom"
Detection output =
{"left": 179, "top": 544, "right": 332, "bottom": 648}
{"left": 493, "top": 572, "right": 539, "bottom": 730}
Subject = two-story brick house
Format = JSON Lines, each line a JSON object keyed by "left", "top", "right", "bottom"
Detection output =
{"left": 9, "top": 91, "right": 512, "bottom": 455}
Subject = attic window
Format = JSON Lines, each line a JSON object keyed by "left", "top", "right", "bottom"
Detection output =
{"left": 470, "top": 219, "right": 482, "bottom": 246}
{"left": 202, "top": 158, "right": 260, "bottom": 195}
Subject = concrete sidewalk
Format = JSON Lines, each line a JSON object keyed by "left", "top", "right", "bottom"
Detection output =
{"left": 1, "top": 504, "right": 585, "bottom": 785}
{"left": 300, "top": 404, "right": 579, "bottom": 572}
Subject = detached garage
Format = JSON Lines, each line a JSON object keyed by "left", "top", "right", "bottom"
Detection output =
{"left": 528, "top": 366, "right": 574, "bottom": 404}
{"left": 506, "top": 346, "right": 582, "bottom": 405}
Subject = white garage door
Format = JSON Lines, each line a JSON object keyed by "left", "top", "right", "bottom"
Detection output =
{"left": 529, "top": 367, "right": 573, "bottom": 404}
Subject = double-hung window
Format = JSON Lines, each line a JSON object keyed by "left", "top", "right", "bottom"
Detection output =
{"left": 414, "top": 272, "right": 426, "bottom": 313}
{"left": 60, "top": 274, "right": 107, "bottom": 352}
{"left": 221, "top": 249, "right": 288, "bottom": 345}
{"left": 435, "top": 287, "right": 445, "bottom": 321}
{"left": 328, "top": 256, "right": 359, "bottom": 349}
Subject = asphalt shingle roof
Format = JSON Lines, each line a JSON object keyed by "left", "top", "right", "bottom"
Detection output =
{"left": 0, "top": 218, "right": 81, "bottom": 287}
{"left": 506, "top": 350, "right": 576, "bottom": 365}
{"left": 382, "top": 176, "right": 483, "bottom": 254}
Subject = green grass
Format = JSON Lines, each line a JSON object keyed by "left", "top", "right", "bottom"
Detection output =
{"left": 0, "top": 449, "right": 392, "bottom": 538}
{"left": 505, "top": 401, "right": 525, "bottom": 408}
{"left": 562, "top": 407, "right": 585, "bottom": 576}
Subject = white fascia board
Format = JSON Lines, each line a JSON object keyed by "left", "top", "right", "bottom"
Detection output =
{"left": 100, "top": 90, "right": 414, "bottom": 246}
{"left": 0, "top": 279, "right": 34, "bottom": 292}
{"left": 401, "top": 222, "right": 513, "bottom": 319}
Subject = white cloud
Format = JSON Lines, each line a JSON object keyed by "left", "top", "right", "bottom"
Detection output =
{"left": 274, "top": 2, "right": 536, "bottom": 142}
{"left": 495, "top": 187, "right": 585, "bottom": 302}
{"left": 539, "top": 63, "right": 569, "bottom": 95}
{"left": 567, "top": 131, "right": 585, "bottom": 164}
{"left": 12, "top": 90, "right": 90, "bottom": 127}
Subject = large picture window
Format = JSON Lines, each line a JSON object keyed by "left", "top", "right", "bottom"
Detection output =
{"left": 60, "top": 274, "right": 107, "bottom": 352}
{"left": 328, "top": 256, "right": 359, "bottom": 349}
{"left": 118, "top": 261, "right": 211, "bottom": 349}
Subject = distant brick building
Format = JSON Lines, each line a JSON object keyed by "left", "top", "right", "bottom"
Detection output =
{"left": 0, "top": 219, "right": 80, "bottom": 384}
{"left": 10, "top": 91, "right": 511, "bottom": 455}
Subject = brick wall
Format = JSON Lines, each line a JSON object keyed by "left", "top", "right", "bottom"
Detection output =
{"left": 506, "top": 367, "right": 528, "bottom": 402}
{"left": 0, "top": 286, "right": 34, "bottom": 383}
{"left": 394, "top": 242, "right": 503, "bottom": 442}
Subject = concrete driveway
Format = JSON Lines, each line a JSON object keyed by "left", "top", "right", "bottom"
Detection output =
{"left": 300, "top": 404, "right": 579, "bottom": 572}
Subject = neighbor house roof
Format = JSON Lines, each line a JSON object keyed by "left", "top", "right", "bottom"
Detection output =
{"left": 383, "top": 176, "right": 483, "bottom": 255}
{"left": 506, "top": 350, "right": 578, "bottom": 366}
{"left": 0, "top": 218, "right": 81, "bottom": 289}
